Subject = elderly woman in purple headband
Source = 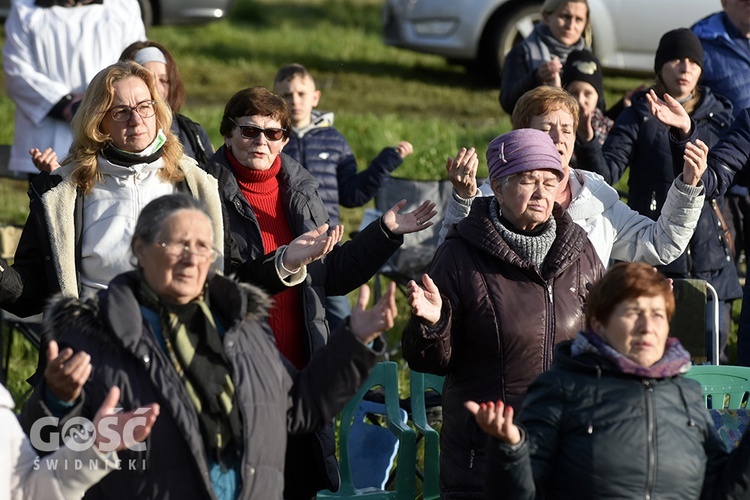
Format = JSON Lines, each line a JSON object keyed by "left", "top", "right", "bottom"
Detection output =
{"left": 402, "top": 128, "right": 605, "bottom": 498}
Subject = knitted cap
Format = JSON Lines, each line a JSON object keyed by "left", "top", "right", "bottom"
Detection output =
{"left": 562, "top": 49, "right": 604, "bottom": 100}
{"left": 486, "top": 129, "right": 563, "bottom": 180}
{"left": 654, "top": 28, "right": 703, "bottom": 74}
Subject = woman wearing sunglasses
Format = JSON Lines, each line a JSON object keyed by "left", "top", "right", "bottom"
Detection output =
{"left": 205, "top": 86, "right": 436, "bottom": 499}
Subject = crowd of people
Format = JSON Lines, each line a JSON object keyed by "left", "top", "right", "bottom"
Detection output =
{"left": 3, "top": 0, "right": 750, "bottom": 498}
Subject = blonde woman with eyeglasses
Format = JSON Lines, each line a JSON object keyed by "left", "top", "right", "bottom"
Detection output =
{"left": 0, "top": 60, "right": 227, "bottom": 323}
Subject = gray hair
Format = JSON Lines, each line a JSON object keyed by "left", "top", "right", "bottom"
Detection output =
{"left": 131, "top": 194, "right": 212, "bottom": 249}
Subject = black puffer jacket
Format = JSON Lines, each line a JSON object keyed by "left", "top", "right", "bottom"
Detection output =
{"left": 20, "top": 272, "right": 381, "bottom": 500}
{"left": 485, "top": 340, "right": 750, "bottom": 499}
{"left": 585, "top": 87, "right": 740, "bottom": 300}
{"left": 402, "top": 198, "right": 604, "bottom": 499}
{"left": 283, "top": 111, "right": 403, "bottom": 226}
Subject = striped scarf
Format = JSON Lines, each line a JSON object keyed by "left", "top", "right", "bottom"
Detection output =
{"left": 138, "top": 279, "right": 242, "bottom": 466}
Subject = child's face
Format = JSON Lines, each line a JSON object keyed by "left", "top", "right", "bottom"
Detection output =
{"left": 274, "top": 75, "right": 320, "bottom": 128}
{"left": 565, "top": 80, "right": 599, "bottom": 115}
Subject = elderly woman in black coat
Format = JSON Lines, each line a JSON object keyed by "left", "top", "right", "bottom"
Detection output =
{"left": 20, "top": 193, "right": 398, "bottom": 500}
{"left": 468, "top": 262, "right": 750, "bottom": 499}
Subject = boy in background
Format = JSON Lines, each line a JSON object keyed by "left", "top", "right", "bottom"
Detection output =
{"left": 274, "top": 63, "right": 412, "bottom": 329}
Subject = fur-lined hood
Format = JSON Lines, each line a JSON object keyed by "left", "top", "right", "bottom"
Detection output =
{"left": 44, "top": 271, "right": 270, "bottom": 352}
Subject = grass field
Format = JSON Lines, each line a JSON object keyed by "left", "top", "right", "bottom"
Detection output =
{"left": 2, "top": 0, "right": 730, "bottom": 411}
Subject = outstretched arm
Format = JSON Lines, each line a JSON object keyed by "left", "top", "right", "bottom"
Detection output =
{"left": 337, "top": 141, "right": 412, "bottom": 208}
{"left": 465, "top": 399, "right": 521, "bottom": 445}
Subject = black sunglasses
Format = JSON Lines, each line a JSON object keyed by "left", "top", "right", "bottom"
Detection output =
{"left": 229, "top": 117, "right": 287, "bottom": 142}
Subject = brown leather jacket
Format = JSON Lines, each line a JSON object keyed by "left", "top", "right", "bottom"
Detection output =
{"left": 402, "top": 197, "right": 604, "bottom": 498}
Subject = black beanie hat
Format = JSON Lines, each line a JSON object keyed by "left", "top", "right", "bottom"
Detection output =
{"left": 654, "top": 28, "right": 704, "bottom": 74}
{"left": 562, "top": 49, "right": 604, "bottom": 98}
{"left": 562, "top": 49, "right": 606, "bottom": 111}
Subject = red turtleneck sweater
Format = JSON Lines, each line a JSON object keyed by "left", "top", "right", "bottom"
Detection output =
{"left": 228, "top": 151, "right": 307, "bottom": 369}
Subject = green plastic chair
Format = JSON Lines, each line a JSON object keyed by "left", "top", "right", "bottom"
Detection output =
{"left": 409, "top": 370, "right": 444, "bottom": 500}
{"left": 685, "top": 365, "right": 750, "bottom": 409}
{"left": 317, "top": 361, "right": 416, "bottom": 499}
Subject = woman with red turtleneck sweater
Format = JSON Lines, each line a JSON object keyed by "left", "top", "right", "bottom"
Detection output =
{"left": 205, "top": 86, "right": 436, "bottom": 499}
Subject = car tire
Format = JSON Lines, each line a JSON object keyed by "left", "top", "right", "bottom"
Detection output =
{"left": 138, "top": 0, "right": 154, "bottom": 28}
{"left": 480, "top": 1, "right": 543, "bottom": 82}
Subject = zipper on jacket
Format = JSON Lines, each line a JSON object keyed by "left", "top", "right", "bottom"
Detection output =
{"left": 644, "top": 380, "right": 656, "bottom": 499}
{"left": 649, "top": 192, "right": 657, "bottom": 213}
{"left": 468, "top": 448, "right": 475, "bottom": 469}
{"left": 543, "top": 283, "right": 554, "bottom": 370}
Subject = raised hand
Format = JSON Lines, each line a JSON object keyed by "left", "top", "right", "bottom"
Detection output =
{"left": 349, "top": 282, "right": 398, "bottom": 344}
{"left": 464, "top": 399, "right": 521, "bottom": 445}
{"left": 93, "top": 386, "right": 160, "bottom": 452}
{"left": 29, "top": 147, "right": 61, "bottom": 173}
{"left": 446, "top": 147, "right": 479, "bottom": 199}
{"left": 577, "top": 107, "right": 595, "bottom": 142}
{"left": 538, "top": 56, "right": 562, "bottom": 86}
{"left": 407, "top": 273, "right": 442, "bottom": 326}
{"left": 283, "top": 223, "right": 344, "bottom": 270}
{"left": 395, "top": 141, "right": 414, "bottom": 159}
{"left": 382, "top": 199, "right": 438, "bottom": 234}
{"left": 646, "top": 89, "right": 691, "bottom": 137}
{"left": 682, "top": 139, "right": 708, "bottom": 187}
{"left": 44, "top": 340, "right": 92, "bottom": 403}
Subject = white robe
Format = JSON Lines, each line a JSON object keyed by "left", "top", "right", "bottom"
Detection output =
{"left": 3, "top": 0, "right": 146, "bottom": 175}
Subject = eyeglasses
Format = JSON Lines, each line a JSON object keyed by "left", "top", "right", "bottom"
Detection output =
{"left": 108, "top": 100, "right": 158, "bottom": 123}
{"left": 157, "top": 241, "right": 218, "bottom": 263}
{"left": 229, "top": 118, "right": 287, "bottom": 141}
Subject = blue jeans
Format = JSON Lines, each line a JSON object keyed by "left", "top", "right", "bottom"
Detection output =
{"left": 325, "top": 294, "right": 351, "bottom": 332}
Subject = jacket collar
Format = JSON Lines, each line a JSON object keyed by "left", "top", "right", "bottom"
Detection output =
{"left": 44, "top": 271, "right": 271, "bottom": 354}
{"left": 452, "top": 197, "right": 590, "bottom": 278}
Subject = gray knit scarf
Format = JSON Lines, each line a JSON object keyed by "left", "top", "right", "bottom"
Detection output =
{"left": 525, "top": 23, "right": 587, "bottom": 71}
{"left": 490, "top": 197, "right": 557, "bottom": 269}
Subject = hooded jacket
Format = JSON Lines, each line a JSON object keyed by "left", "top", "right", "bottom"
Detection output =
{"left": 402, "top": 197, "right": 604, "bottom": 498}
{"left": 485, "top": 340, "right": 750, "bottom": 499}
{"left": 20, "top": 271, "right": 381, "bottom": 499}
{"left": 283, "top": 110, "right": 404, "bottom": 226}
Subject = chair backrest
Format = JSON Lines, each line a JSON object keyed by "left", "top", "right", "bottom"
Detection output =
{"left": 317, "top": 361, "right": 416, "bottom": 499}
{"left": 685, "top": 365, "right": 750, "bottom": 409}
{"left": 409, "top": 370, "right": 444, "bottom": 500}
{"left": 374, "top": 178, "right": 454, "bottom": 283}
{"left": 671, "top": 279, "right": 720, "bottom": 365}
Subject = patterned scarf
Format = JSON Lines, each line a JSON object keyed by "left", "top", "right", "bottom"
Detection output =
{"left": 138, "top": 278, "right": 242, "bottom": 466}
{"left": 572, "top": 329, "right": 692, "bottom": 378}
